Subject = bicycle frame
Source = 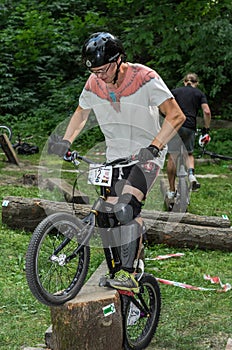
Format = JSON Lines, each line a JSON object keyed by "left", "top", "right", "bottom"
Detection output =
{"left": 57, "top": 152, "right": 137, "bottom": 276}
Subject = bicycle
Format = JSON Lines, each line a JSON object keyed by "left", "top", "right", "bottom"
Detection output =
{"left": 26, "top": 150, "right": 161, "bottom": 350}
{"left": 166, "top": 144, "right": 191, "bottom": 213}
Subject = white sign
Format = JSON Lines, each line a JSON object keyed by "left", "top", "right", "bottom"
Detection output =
{"left": 88, "top": 164, "right": 113, "bottom": 187}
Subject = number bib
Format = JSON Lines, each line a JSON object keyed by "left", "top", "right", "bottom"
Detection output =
{"left": 88, "top": 164, "right": 113, "bottom": 187}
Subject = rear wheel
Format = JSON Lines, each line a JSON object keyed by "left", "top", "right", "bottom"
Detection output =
{"left": 177, "top": 177, "right": 189, "bottom": 213}
{"left": 121, "top": 274, "right": 161, "bottom": 350}
{"left": 26, "top": 212, "right": 90, "bottom": 306}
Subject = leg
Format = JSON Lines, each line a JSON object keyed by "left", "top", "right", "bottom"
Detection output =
{"left": 187, "top": 153, "right": 200, "bottom": 190}
{"left": 105, "top": 220, "right": 142, "bottom": 293}
{"left": 167, "top": 153, "right": 177, "bottom": 192}
{"left": 105, "top": 162, "right": 160, "bottom": 292}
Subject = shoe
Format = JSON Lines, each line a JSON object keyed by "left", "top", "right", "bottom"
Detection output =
{"left": 105, "top": 269, "right": 139, "bottom": 293}
{"left": 166, "top": 190, "right": 175, "bottom": 200}
{"left": 189, "top": 174, "right": 201, "bottom": 190}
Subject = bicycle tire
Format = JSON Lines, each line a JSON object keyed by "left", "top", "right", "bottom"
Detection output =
{"left": 203, "top": 150, "right": 232, "bottom": 161}
{"left": 0, "top": 125, "right": 12, "bottom": 142}
{"left": 176, "top": 177, "right": 189, "bottom": 213}
{"left": 26, "top": 212, "right": 90, "bottom": 306}
{"left": 121, "top": 274, "right": 161, "bottom": 350}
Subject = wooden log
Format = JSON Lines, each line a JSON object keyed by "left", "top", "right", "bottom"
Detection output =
{"left": 49, "top": 262, "right": 123, "bottom": 350}
{"left": 46, "top": 178, "right": 89, "bottom": 204}
{"left": 145, "top": 219, "right": 232, "bottom": 251}
{"left": 2, "top": 196, "right": 230, "bottom": 232}
{"left": 1, "top": 196, "right": 91, "bottom": 231}
{"left": 141, "top": 209, "right": 230, "bottom": 228}
{"left": 2, "top": 196, "right": 232, "bottom": 251}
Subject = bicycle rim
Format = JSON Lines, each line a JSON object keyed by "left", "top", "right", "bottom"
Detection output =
{"left": 0, "top": 125, "right": 12, "bottom": 142}
{"left": 26, "top": 212, "right": 90, "bottom": 306}
{"left": 121, "top": 274, "right": 161, "bottom": 350}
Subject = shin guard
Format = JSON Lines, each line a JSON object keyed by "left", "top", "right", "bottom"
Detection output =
{"left": 118, "top": 221, "right": 142, "bottom": 273}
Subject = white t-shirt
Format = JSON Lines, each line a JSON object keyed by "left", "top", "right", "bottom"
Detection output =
{"left": 79, "top": 63, "right": 173, "bottom": 168}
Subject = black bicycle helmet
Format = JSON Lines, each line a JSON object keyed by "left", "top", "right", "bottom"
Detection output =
{"left": 82, "top": 32, "right": 125, "bottom": 68}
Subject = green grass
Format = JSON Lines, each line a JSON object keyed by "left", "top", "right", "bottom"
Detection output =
{"left": 147, "top": 245, "right": 232, "bottom": 350}
{"left": 0, "top": 147, "right": 232, "bottom": 349}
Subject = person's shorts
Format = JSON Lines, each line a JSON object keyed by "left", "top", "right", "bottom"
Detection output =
{"left": 106, "top": 161, "right": 160, "bottom": 198}
{"left": 168, "top": 126, "right": 195, "bottom": 154}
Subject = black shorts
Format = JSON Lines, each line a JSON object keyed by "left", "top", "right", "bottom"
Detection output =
{"left": 168, "top": 126, "right": 195, "bottom": 154}
{"left": 106, "top": 161, "right": 160, "bottom": 198}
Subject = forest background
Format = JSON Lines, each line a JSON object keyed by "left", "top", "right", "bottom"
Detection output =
{"left": 1, "top": 0, "right": 232, "bottom": 140}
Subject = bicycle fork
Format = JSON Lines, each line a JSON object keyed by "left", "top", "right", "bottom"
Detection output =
{"left": 119, "top": 289, "right": 150, "bottom": 318}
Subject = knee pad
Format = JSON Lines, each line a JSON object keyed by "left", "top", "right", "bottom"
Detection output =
{"left": 96, "top": 202, "right": 118, "bottom": 228}
{"left": 114, "top": 193, "right": 142, "bottom": 225}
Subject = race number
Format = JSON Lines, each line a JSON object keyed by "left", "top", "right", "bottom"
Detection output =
{"left": 88, "top": 164, "right": 113, "bottom": 187}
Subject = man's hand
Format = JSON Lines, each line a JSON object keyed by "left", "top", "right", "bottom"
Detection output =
{"left": 48, "top": 134, "right": 71, "bottom": 157}
{"left": 138, "top": 145, "right": 160, "bottom": 162}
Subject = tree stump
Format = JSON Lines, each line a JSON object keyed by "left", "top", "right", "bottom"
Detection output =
{"left": 49, "top": 263, "right": 123, "bottom": 350}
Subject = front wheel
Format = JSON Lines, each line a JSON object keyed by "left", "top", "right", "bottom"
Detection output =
{"left": 26, "top": 212, "right": 90, "bottom": 306}
{"left": 121, "top": 274, "right": 161, "bottom": 350}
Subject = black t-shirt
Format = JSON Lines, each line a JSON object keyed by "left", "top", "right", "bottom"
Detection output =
{"left": 171, "top": 85, "right": 208, "bottom": 130}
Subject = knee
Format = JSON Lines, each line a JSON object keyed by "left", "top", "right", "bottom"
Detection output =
{"left": 114, "top": 193, "right": 142, "bottom": 225}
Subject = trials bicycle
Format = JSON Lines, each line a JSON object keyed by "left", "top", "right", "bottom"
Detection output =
{"left": 26, "top": 150, "right": 161, "bottom": 350}
{"left": 167, "top": 144, "right": 191, "bottom": 213}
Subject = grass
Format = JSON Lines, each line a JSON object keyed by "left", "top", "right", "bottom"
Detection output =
{"left": 147, "top": 246, "right": 232, "bottom": 350}
{"left": 0, "top": 145, "right": 232, "bottom": 349}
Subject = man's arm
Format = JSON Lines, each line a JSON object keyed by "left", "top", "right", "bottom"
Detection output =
{"left": 63, "top": 105, "right": 91, "bottom": 144}
{"left": 201, "top": 103, "right": 211, "bottom": 129}
{"left": 150, "top": 98, "right": 186, "bottom": 150}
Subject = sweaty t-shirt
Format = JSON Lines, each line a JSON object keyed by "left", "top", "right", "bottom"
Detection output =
{"left": 79, "top": 63, "right": 173, "bottom": 168}
{"left": 171, "top": 85, "right": 208, "bottom": 130}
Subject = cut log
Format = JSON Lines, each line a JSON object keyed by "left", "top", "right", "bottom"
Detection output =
{"left": 49, "top": 262, "right": 123, "bottom": 350}
{"left": 141, "top": 209, "right": 230, "bottom": 228}
{"left": 1, "top": 196, "right": 91, "bottom": 231}
{"left": 46, "top": 178, "right": 89, "bottom": 204}
{"left": 2, "top": 196, "right": 230, "bottom": 231}
{"left": 2, "top": 196, "right": 232, "bottom": 251}
{"left": 145, "top": 218, "right": 232, "bottom": 251}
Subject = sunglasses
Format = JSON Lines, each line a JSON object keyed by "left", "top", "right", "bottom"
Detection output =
{"left": 89, "top": 63, "right": 111, "bottom": 75}
{"left": 185, "top": 78, "right": 197, "bottom": 83}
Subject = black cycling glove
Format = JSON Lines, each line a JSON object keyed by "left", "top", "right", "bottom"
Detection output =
{"left": 48, "top": 134, "right": 71, "bottom": 157}
{"left": 201, "top": 127, "right": 210, "bottom": 136}
{"left": 138, "top": 145, "right": 160, "bottom": 162}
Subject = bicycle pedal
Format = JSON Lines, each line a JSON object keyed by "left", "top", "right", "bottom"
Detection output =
{"left": 99, "top": 276, "right": 108, "bottom": 287}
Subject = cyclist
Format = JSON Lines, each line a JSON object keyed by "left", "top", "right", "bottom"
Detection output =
{"left": 48, "top": 32, "right": 185, "bottom": 292}
{"left": 166, "top": 73, "right": 211, "bottom": 202}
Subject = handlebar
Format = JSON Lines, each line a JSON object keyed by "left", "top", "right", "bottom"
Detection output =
{"left": 64, "top": 150, "right": 138, "bottom": 167}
